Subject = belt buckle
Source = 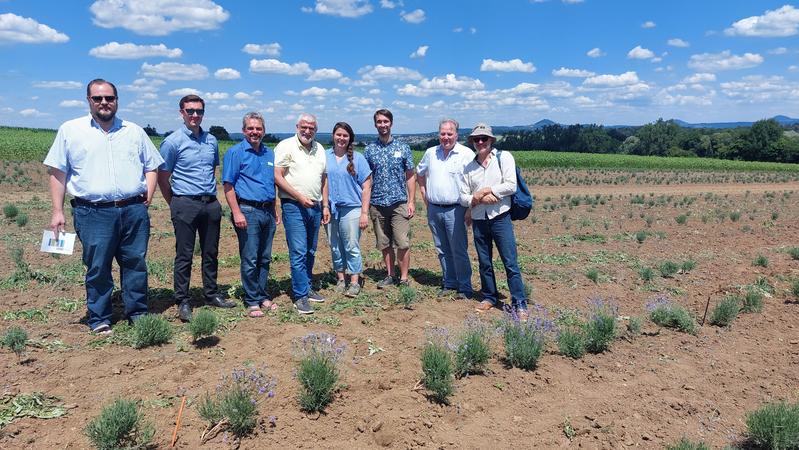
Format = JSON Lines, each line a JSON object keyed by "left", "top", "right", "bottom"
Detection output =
{"left": 113, "top": 199, "right": 125, "bottom": 207}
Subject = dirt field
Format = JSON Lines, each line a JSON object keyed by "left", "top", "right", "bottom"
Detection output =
{"left": 1, "top": 163, "right": 798, "bottom": 449}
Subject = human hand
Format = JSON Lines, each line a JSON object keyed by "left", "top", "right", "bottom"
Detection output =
{"left": 233, "top": 211, "right": 247, "bottom": 229}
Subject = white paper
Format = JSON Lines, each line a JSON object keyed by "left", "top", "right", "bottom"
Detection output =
{"left": 40, "top": 230, "right": 76, "bottom": 255}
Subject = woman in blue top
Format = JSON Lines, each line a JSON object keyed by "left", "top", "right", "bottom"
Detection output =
{"left": 325, "top": 122, "right": 372, "bottom": 297}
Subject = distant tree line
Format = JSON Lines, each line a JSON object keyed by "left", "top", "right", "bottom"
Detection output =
{"left": 499, "top": 118, "right": 799, "bottom": 163}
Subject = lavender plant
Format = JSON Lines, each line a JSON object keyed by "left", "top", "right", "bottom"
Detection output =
{"left": 420, "top": 328, "right": 454, "bottom": 404}
{"left": 132, "top": 314, "right": 173, "bottom": 349}
{"left": 2, "top": 326, "right": 28, "bottom": 359}
{"left": 504, "top": 305, "right": 551, "bottom": 370}
{"left": 584, "top": 297, "right": 618, "bottom": 353}
{"left": 188, "top": 308, "right": 220, "bottom": 342}
{"left": 709, "top": 295, "right": 740, "bottom": 327}
{"left": 85, "top": 398, "right": 154, "bottom": 450}
{"left": 453, "top": 316, "right": 492, "bottom": 378}
{"left": 745, "top": 400, "right": 799, "bottom": 449}
{"left": 294, "top": 332, "right": 345, "bottom": 413}
{"left": 647, "top": 295, "right": 697, "bottom": 335}
{"left": 741, "top": 287, "right": 763, "bottom": 313}
{"left": 198, "top": 365, "right": 276, "bottom": 438}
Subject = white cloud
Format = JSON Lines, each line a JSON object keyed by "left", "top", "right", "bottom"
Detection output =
{"left": 380, "top": 0, "right": 402, "bottom": 8}
{"left": 307, "top": 68, "right": 343, "bottom": 81}
{"left": 583, "top": 71, "right": 640, "bottom": 87}
{"left": 586, "top": 47, "right": 605, "bottom": 58}
{"left": 397, "top": 74, "right": 484, "bottom": 97}
{"left": 233, "top": 92, "right": 251, "bottom": 100}
{"left": 552, "top": 67, "right": 595, "bottom": 78}
{"left": 368, "top": 88, "right": 381, "bottom": 95}
{"left": 89, "top": 42, "right": 181, "bottom": 59}
{"left": 687, "top": 50, "right": 763, "bottom": 72}
{"left": 219, "top": 103, "right": 249, "bottom": 112}
{"left": 682, "top": 73, "right": 716, "bottom": 83}
{"left": 562, "top": 0, "right": 584, "bottom": 3}
{"left": 89, "top": 0, "right": 229, "bottom": 36}
{"left": 667, "top": 38, "right": 690, "bottom": 48}
{"left": 141, "top": 62, "right": 209, "bottom": 80}
{"left": 480, "top": 58, "right": 536, "bottom": 73}
{"left": 125, "top": 78, "right": 166, "bottom": 93}
{"left": 204, "top": 92, "right": 228, "bottom": 100}
{"left": 19, "top": 108, "right": 47, "bottom": 117}
{"left": 724, "top": 5, "right": 799, "bottom": 37}
{"left": 768, "top": 47, "right": 788, "bottom": 55}
{"left": 168, "top": 87, "right": 200, "bottom": 96}
{"left": 401, "top": 9, "right": 426, "bottom": 24}
{"left": 300, "top": 87, "right": 341, "bottom": 97}
{"left": 32, "top": 81, "right": 82, "bottom": 89}
{"left": 410, "top": 45, "right": 428, "bottom": 59}
{"left": 0, "top": 13, "right": 69, "bottom": 44}
{"left": 654, "top": 91, "right": 714, "bottom": 107}
{"left": 249, "top": 59, "right": 311, "bottom": 75}
{"left": 303, "top": 0, "right": 373, "bottom": 18}
{"left": 357, "top": 65, "right": 423, "bottom": 84}
{"left": 214, "top": 68, "right": 240, "bottom": 80}
{"left": 242, "top": 43, "right": 281, "bottom": 56}
{"left": 627, "top": 45, "right": 655, "bottom": 59}
{"left": 641, "top": 20, "right": 656, "bottom": 29}
{"left": 59, "top": 100, "right": 84, "bottom": 108}
{"left": 719, "top": 75, "right": 799, "bottom": 103}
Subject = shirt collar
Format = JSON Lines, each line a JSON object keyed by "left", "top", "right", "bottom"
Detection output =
{"left": 179, "top": 123, "right": 205, "bottom": 139}
{"left": 294, "top": 134, "right": 317, "bottom": 153}
{"left": 89, "top": 114, "right": 124, "bottom": 132}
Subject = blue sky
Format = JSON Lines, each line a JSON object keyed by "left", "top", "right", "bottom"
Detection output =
{"left": 1, "top": 0, "right": 798, "bottom": 134}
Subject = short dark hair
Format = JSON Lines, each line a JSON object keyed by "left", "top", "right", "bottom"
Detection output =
{"left": 373, "top": 108, "right": 393, "bottom": 124}
{"left": 86, "top": 79, "right": 118, "bottom": 97}
{"left": 180, "top": 94, "right": 204, "bottom": 109}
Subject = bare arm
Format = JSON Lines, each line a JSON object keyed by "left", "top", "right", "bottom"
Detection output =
{"left": 321, "top": 173, "right": 330, "bottom": 225}
{"left": 48, "top": 168, "right": 67, "bottom": 234}
{"left": 274, "top": 166, "right": 314, "bottom": 208}
{"left": 144, "top": 170, "right": 158, "bottom": 206}
{"left": 405, "top": 169, "right": 416, "bottom": 218}
{"left": 223, "top": 183, "right": 247, "bottom": 229}
{"left": 157, "top": 170, "right": 172, "bottom": 205}
{"left": 359, "top": 176, "right": 372, "bottom": 230}
{"left": 416, "top": 173, "right": 427, "bottom": 209}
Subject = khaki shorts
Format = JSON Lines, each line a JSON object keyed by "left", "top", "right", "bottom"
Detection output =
{"left": 369, "top": 202, "right": 411, "bottom": 250}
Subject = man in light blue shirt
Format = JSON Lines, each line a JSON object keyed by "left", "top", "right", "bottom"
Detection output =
{"left": 158, "top": 94, "right": 234, "bottom": 322}
{"left": 417, "top": 118, "right": 474, "bottom": 298}
{"left": 44, "top": 79, "right": 163, "bottom": 334}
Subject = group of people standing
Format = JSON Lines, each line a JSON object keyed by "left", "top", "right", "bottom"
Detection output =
{"left": 44, "top": 78, "right": 529, "bottom": 334}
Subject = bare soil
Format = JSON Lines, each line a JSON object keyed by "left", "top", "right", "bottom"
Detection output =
{"left": 1, "top": 164, "right": 798, "bottom": 449}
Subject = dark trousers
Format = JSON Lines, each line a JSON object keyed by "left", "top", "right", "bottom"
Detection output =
{"left": 472, "top": 211, "right": 527, "bottom": 309}
{"left": 170, "top": 196, "right": 222, "bottom": 303}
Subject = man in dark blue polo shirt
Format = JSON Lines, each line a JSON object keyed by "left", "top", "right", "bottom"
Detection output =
{"left": 222, "top": 112, "right": 280, "bottom": 318}
{"left": 158, "top": 94, "right": 234, "bottom": 322}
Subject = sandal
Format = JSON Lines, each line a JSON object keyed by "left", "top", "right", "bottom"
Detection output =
{"left": 91, "top": 324, "right": 113, "bottom": 335}
{"left": 247, "top": 306, "right": 264, "bottom": 318}
{"left": 260, "top": 300, "right": 279, "bottom": 312}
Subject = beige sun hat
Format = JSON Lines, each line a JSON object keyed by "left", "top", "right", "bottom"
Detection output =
{"left": 467, "top": 123, "right": 495, "bottom": 141}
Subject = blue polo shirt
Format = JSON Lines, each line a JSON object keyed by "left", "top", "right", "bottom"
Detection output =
{"left": 159, "top": 124, "right": 219, "bottom": 196}
{"left": 222, "top": 140, "right": 275, "bottom": 202}
{"left": 364, "top": 137, "right": 414, "bottom": 207}
{"left": 326, "top": 148, "right": 371, "bottom": 217}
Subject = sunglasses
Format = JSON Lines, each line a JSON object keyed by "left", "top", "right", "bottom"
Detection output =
{"left": 472, "top": 136, "right": 490, "bottom": 143}
{"left": 183, "top": 108, "right": 205, "bottom": 116}
{"left": 90, "top": 95, "right": 116, "bottom": 103}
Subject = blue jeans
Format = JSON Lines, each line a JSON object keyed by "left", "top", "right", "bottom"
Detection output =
{"left": 472, "top": 212, "right": 527, "bottom": 309}
{"left": 73, "top": 202, "right": 150, "bottom": 329}
{"left": 282, "top": 199, "right": 321, "bottom": 299}
{"left": 233, "top": 204, "right": 276, "bottom": 307}
{"left": 427, "top": 204, "right": 472, "bottom": 294}
{"left": 326, "top": 205, "right": 363, "bottom": 275}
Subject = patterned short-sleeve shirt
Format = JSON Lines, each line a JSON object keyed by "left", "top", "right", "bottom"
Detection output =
{"left": 364, "top": 138, "right": 414, "bottom": 207}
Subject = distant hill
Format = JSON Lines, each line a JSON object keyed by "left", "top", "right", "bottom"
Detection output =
{"left": 495, "top": 115, "right": 799, "bottom": 131}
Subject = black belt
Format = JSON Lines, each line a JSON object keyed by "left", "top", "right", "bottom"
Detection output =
{"left": 71, "top": 195, "right": 145, "bottom": 208}
{"left": 238, "top": 198, "right": 274, "bottom": 208}
{"left": 173, "top": 194, "right": 217, "bottom": 203}
{"left": 430, "top": 202, "right": 460, "bottom": 208}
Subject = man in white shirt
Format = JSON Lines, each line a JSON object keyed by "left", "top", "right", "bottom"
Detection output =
{"left": 417, "top": 119, "right": 474, "bottom": 299}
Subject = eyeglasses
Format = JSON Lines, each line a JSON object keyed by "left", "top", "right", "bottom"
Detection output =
{"left": 472, "top": 136, "right": 490, "bottom": 143}
{"left": 90, "top": 96, "right": 116, "bottom": 103}
{"left": 183, "top": 108, "right": 205, "bottom": 116}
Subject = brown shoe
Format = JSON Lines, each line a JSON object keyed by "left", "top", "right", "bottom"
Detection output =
{"left": 474, "top": 300, "right": 494, "bottom": 313}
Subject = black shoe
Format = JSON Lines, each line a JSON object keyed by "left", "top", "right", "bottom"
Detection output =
{"left": 206, "top": 295, "right": 236, "bottom": 308}
{"left": 178, "top": 301, "right": 192, "bottom": 322}
{"left": 437, "top": 288, "right": 455, "bottom": 297}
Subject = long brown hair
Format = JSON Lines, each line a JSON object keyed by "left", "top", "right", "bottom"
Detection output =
{"left": 332, "top": 122, "right": 356, "bottom": 177}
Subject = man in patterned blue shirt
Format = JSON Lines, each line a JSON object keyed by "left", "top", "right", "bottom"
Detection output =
{"left": 158, "top": 94, "right": 235, "bottom": 322}
{"left": 364, "top": 109, "right": 416, "bottom": 288}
